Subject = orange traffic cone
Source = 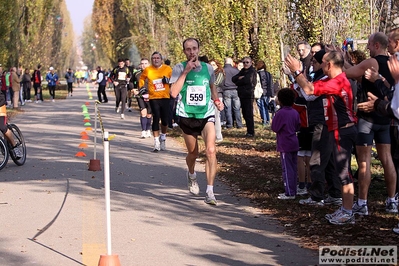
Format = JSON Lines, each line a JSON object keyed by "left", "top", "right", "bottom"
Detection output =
{"left": 98, "top": 254, "right": 121, "bottom": 266}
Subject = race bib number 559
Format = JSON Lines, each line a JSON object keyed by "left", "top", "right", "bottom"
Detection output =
{"left": 186, "top": 85, "right": 206, "bottom": 106}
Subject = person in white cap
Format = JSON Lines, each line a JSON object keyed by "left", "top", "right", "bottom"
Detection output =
{"left": 45, "top": 67, "right": 58, "bottom": 102}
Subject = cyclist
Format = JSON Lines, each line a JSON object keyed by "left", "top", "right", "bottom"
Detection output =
{"left": 0, "top": 90, "right": 22, "bottom": 158}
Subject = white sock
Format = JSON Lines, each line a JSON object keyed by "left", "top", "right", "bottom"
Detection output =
{"left": 154, "top": 136, "right": 160, "bottom": 143}
{"left": 358, "top": 199, "right": 367, "bottom": 206}
{"left": 188, "top": 171, "right": 196, "bottom": 179}
{"left": 206, "top": 185, "right": 213, "bottom": 194}
{"left": 160, "top": 133, "right": 166, "bottom": 141}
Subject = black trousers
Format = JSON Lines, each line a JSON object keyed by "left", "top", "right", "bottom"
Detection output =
{"left": 97, "top": 85, "right": 108, "bottom": 102}
{"left": 239, "top": 97, "right": 254, "bottom": 135}
{"left": 308, "top": 123, "right": 342, "bottom": 201}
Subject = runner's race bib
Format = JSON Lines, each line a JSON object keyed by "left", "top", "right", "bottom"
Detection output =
{"left": 186, "top": 85, "right": 206, "bottom": 106}
{"left": 117, "top": 72, "right": 127, "bottom": 80}
{"left": 153, "top": 79, "right": 165, "bottom": 91}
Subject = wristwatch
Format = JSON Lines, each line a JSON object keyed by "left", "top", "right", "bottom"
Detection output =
{"left": 293, "top": 70, "right": 302, "bottom": 78}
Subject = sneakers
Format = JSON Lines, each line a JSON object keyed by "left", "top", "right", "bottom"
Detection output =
{"left": 120, "top": 114, "right": 125, "bottom": 119}
{"left": 187, "top": 172, "right": 200, "bottom": 195}
{"left": 145, "top": 130, "right": 151, "bottom": 138}
{"left": 325, "top": 208, "right": 343, "bottom": 220}
{"left": 278, "top": 193, "right": 295, "bottom": 200}
{"left": 128, "top": 108, "right": 132, "bottom": 112}
{"left": 324, "top": 195, "right": 342, "bottom": 206}
{"left": 160, "top": 139, "right": 166, "bottom": 150}
{"left": 385, "top": 199, "right": 398, "bottom": 213}
{"left": 115, "top": 107, "right": 120, "bottom": 113}
{"left": 296, "top": 186, "right": 308, "bottom": 195}
{"left": 13, "top": 147, "right": 22, "bottom": 159}
{"left": 299, "top": 197, "right": 324, "bottom": 206}
{"left": 153, "top": 141, "right": 160, "bottom": 152}
{"left": 140, "top": 131, "right": 146, "bottom": 138}
{"left": 328, "top": 210, "right": 355, "bottom": 225}
{"left": 205, "top": 191, "right": 217, "bottom": 205}
{"left": 352, "top": 202, "right": 369, "bottom": 215}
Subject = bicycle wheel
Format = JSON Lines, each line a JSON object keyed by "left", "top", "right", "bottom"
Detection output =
{"left": 0, "top": 137, "right": 9, "bottom": 170}
{"left": 7, "top": 124, "right": 26, "bottom": 166}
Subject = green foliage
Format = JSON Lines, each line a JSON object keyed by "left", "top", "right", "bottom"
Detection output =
{"left": 0, "top": 0, "right": 75, "bottom": 73}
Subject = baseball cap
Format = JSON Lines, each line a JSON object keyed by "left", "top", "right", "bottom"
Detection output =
{"left": 49, "top": 67, "right": 54, "bottom": 70}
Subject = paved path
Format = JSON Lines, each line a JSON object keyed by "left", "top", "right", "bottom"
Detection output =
{"left": 0, "top": 85, "right": 318, "bottom": 265}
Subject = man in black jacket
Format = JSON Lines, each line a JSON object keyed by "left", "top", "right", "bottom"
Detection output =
{"left": 232, "top": 56, "right": 257, "bottom": 137}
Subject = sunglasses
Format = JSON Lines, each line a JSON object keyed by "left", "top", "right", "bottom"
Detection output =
{"left": 243, "top": 61, "right": 251, "bottom": 64}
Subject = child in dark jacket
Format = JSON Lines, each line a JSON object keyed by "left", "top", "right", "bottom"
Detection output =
{"left": 271, "top": 88, "right": 301, "bottom": 199}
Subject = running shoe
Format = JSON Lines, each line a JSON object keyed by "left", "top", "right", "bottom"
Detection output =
{"left": 13, "top": 147, "right": 22, "bottom": 159}
{"left": 153, "top": 141, "right": 160, "bottom": 152}
{"left": 325, "top": 207, "right": 342, "bottom": 220}
{"left": 385, "top": 199, "right": 398, "bottom": 213}
{"left": 299, "top": 197, "right": 324, "bottom": 206}
{"left": 140, "top": 131, "right": 146, "bottom": 138}
{"left": 205, "top": 191, "right": 217, "bottom": 205}
{"left": 328, "top": 210, "right": 355, "bottom": 225}
{"left": 277, "top": 193, "right": 295, "bottom": 200}
{"left": 187, "top": 172, "right": 199, "bottom": 195}
{"left": 296, "top": 186, "right": 308, "bottom": 195}
{"left": 352, "top": 202, "right": 369, "bottom": 215}
{"left": 160, "top": 139, "right": 166, "bottom": 150}
{"left": 324, "top": 195, "right": 342, "bottom": 206}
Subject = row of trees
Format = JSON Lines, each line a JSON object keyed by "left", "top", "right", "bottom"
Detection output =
{"left": 1, "top": 1, "right": 397, "bottom": 80}
{"left": 0, "top": 0, "right": 77, "bottom": 73}
{"left": 84, "top": 0, "right": 399, "bottom": 82}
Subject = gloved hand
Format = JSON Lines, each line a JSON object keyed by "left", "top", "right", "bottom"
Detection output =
{"left": 162, "top": 76, "right": 170, "bottom": 84}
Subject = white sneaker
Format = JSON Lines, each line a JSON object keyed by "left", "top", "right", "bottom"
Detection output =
{"left": 205, "top": 191, "right": 217, "bottom": 205}
{"left": 140, "top": 131, "right": 146, "bottom": 138}
{"left": 296, "top": 185, "right": 308, "bottom": 195}
{"left": 187, "top": 172, "right": 200, "bottom": 195}
{"left": 145, "top": 130, "right": 151, "bottom": 138}
{"left": 116, "top": 107, "right": 120, "bottom": 113}
{"left": 52, "top": 99, "right": 55, "bottom": 102}
{"left": 153, "top": 141, "right": 160, "bottom": 152}
{"left": 160, "top": 139, "right": 166, "bottom": 150}
{"left": 120, "top": 114, "right": 124, "bottom": 119}
{"left": 172, "top": 123, "right": 179, "bottom": 128}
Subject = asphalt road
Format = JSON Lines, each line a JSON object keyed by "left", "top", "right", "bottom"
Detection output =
{"left": 0, "top": 84, "right": 318, "bottom": 266}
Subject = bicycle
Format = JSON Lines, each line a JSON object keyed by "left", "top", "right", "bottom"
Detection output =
{"left": 0, "top": 123, "right": 26, "bottom": 170}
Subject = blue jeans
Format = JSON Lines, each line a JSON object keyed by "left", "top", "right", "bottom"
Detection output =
{"left": 256, "top": 95, "right": 270, "bottom": 124}
{"left": 223, "top": 90, "right": 242, "bottom": 128}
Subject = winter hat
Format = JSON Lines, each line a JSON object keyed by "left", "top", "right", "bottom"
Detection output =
{"left": 313, "top": 50, "right": 326, "bottom": 64}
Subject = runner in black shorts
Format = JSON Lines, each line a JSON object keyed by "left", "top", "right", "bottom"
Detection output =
{"left": 132, "top": 58, "right": 152, "bottom": 138}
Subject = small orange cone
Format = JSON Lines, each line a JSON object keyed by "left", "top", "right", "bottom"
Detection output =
{"left": 80, "top": 131, "right": 88, "bottom": 136}
{"left": 83, "top": 119, "right": 90, "bottom": 122}
{"left": 86, "top": 127, "right": 93, "bottom": 131}
{"left": 98, "top": 254, "right": 121, "bottom": 266}
{"left": 81, "top": 135, "right": 89, "bottom": 140}
{"left": 78, "top": 143, "right": 88, "bottom": 148}
{"left": 75, "top": 151, "right": 86, "bottom": 157}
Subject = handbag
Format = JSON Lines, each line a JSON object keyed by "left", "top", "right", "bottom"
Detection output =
{"left": 254, "top": 73, "right": 263, "bottom": 99}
